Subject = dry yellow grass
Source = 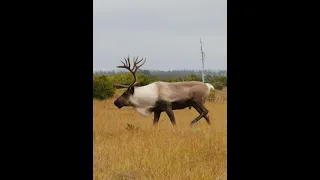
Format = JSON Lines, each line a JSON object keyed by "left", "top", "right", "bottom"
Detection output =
{"left": 94, "top": 90, "right": 227, "bottom": 180}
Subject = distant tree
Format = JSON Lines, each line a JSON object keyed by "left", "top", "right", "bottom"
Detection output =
{"left": 185, "top": 74, "right": 202, "bottom": 81}
{"left": 140, "top": 69, "right": 151, "bottom": 76}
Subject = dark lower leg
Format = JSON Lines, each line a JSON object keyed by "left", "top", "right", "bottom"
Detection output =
{"left": 165, "top": 108, "right": 176, "bottom": 125}
{"left": 190, "top": 102, "right": 209, "bottom": 125}
{"left": 153, "top": 111, "right": 161, "bottom": 125}
{"left": 192, "top": 105, "right": 211, "bottom": 125}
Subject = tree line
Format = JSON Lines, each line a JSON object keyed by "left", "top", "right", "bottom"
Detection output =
{"left": 93, "top": 71, "right": 227, "bottom": 100}
{"left": 93, "top": 69, "right": 227, "bottom": 78}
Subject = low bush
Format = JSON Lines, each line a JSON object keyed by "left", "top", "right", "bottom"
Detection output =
{"left": 93, "top": 75, "right": 115, "bottom": 100}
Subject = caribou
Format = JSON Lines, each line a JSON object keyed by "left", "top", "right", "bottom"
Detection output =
{"left": 113, "top": 56, "right": 214, "bottom": 126}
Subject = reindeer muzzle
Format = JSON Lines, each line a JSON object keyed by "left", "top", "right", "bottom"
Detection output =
{"left": 114, "top": 101, "right": 123, "bottom": 109}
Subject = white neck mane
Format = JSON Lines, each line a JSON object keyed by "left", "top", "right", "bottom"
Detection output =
{"left": 129, "top": 83, "right": 159, "bottom": 116}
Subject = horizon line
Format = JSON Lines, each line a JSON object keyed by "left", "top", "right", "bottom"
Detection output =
{"left": 93, "top": 68, "right": 227, "bottom": 72}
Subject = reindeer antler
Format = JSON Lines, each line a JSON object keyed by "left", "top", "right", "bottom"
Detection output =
{"left": 113, "top": 56, "right": 146, "bottom": 89}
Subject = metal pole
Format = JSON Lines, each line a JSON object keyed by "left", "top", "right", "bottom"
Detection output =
{"left": 200, "top": 38, "right": 205, "bottom": 83}
{"left": 201, "top": 57, "right": 204, "bottom": 83}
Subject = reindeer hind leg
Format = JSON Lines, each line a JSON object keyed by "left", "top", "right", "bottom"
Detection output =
{"left": 190, "top": 101, "right": 209, "bottom": 126}
{"left": 192, "top": 103, "right": 211, "bottom": 125}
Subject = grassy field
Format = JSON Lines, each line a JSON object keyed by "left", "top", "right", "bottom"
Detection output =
{"left": 94, "top": 90, "right": 227, "bottom": 180}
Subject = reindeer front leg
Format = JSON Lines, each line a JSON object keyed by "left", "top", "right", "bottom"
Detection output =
{"left": 154, "top": 100, "right": 177, "bottom": 126}
{"left": 153, "top": 110, "right": 161, "bottom": 125}
{"left": 165, "top": 107, "right": 176, "bottom": 125}
{"left": 164, "top": 102, "right": 176, "bottom": 125}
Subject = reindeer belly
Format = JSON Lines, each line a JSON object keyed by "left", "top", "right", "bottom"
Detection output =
{"left": 171, "top": 100, "right": 193, "bottom": 110}
{"left": 135, "top": 107, "right": 153, "bottom": 116}
{"left": 152, "top": 99, "right": 193, "bottom": 111}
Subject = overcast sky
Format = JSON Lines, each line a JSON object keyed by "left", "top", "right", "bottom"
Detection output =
{"left": 93, "top": 0, "right": 226, "bottom": 71}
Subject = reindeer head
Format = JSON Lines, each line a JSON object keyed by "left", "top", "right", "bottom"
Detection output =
{"left": 113, "top": 56, "right": 146, "bottom": 109}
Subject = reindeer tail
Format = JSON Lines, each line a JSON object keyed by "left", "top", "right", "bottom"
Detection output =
{"left": 205, "top": 83, "right": 215, "bottom": 91}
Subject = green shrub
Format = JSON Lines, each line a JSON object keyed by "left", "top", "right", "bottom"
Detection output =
{"left": 213, "top": 76, "right": 227, "bottom": 90}
{"left": 105, "top": 72, "right": 226, "bottom": 91}
{"left": 110, "top": 72, "right": 155, "bottom": 86}
{"left": 185, "top": 74, "right": 202, "bottom": 81}
{"left": 207, "top": 90, "right": 216, "bottom": 101}
{"left": 110, "top": 72, "right": 133, "bottom": 85}
{"left": 205, "top": 76, "right": 227, "bottom": 90}
{"left": 93, "top": 75, "right": 115, "bottom": 100}
{"left": 213, "top": 81, "right": 224, "bottom": 90}
{"left": 136, "top": 73, "right": 153, "bottom": 85}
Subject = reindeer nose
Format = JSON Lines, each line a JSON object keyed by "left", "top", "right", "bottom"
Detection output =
{"left": 114, "top": 101, "right": 121, "bottom": 109}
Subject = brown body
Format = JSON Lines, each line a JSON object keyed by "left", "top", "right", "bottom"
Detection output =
{"left": 155, "top": 81, "right": 210, "bottom": 103}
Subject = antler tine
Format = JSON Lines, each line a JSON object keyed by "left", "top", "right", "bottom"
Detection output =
{"left": 121, "top": 60, "right": 127, "bottom": 66}
{"left": 133, "top": 57, "right": 146, "bottom": 73}
{"left": 123, "top": 57, "right": 128, "bottom": 67}
{"left": 117, "top": 57, "right": 133, "bottom": 70}
{"left": 127, "top": 56, "right": 131, "bottom": 68}
{"left": 116, "top": 60, "right": 126, "bottom": 68}
{"left": 134, "top": 56, "right": 139, "bottom": 64}
{"left": 136, "top": 57, "right": 145, "bottom": 65}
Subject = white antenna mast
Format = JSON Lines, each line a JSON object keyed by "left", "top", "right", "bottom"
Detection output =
{"left": 200, "top": 38, "right": 205, "bottom": 83}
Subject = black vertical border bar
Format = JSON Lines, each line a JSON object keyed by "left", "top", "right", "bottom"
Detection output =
{"left": 4, "top": 0, "right": 94, "bottom": 178}
{"left": 227, "top": 0, "right": 271, "bottom": 179}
